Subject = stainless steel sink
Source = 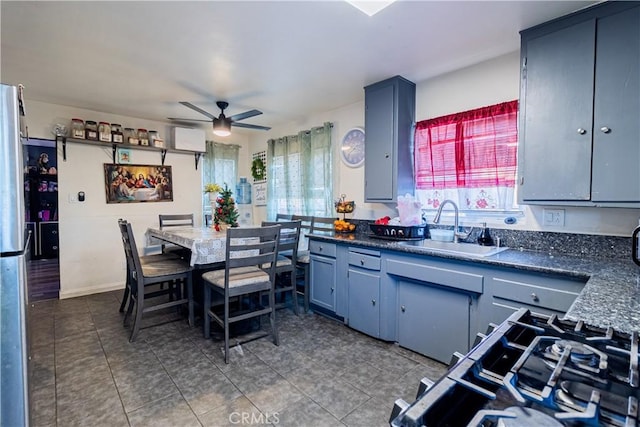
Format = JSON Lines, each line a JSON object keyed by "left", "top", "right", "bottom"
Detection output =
{"left": 397, "top": 239, "right": 509, "bottom": 257}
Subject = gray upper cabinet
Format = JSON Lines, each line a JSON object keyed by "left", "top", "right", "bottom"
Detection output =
{"left": 519, "top": 3, "right": 640, "bottom": 206}
{"left": 591, "top": 6, "right": 640, "bottom": 202}
{"left": 364, "top": 76, "right": 416, "bottom": 203}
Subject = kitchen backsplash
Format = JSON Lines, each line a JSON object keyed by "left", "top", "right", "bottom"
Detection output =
{"left": 349, "top": 219, "right": 632, "bottom": 260}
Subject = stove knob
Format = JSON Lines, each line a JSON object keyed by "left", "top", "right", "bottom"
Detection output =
{"left": 531, "top": 292, "right": 539, "bottom": 302}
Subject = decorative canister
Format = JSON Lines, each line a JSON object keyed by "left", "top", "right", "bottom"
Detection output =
{"left": 71, "top": 118, "right": 85, "bottom": 139}
{"left": 98, "top": 122, "right": 111, "bottom": 142}
{"left": 137, "top": 128, "right": 149, "bottom": 146}
{"left": 111, "top": 123, "right": 123, "bottom": 143}
{"left": 84, "top": 121, "right": 98, "bottom": 140}
{"left": 124, "top": 128, "right": 138, "bottom": 144}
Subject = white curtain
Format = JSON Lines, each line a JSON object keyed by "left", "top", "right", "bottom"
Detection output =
{"left": 266, "top": 122, "right": 332, "bottom": 219}
{"left": 202, "top": 141, "right": 239, "bottom": 218}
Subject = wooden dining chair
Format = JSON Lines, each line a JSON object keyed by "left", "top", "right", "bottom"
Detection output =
{"left": 201, "top": 225, "right": 281, "bottom": 363}
{"left": 118, "top": 219, "right": 194, "bottom": 342}
{"left": 262, "top": 220, "right": 302, "bottom": 315}
{"left": 159, "top": 213, "right": 194, "bottom": 259}
{"left": 117, "top": 219, "right": 181, "bottom": 314}
{"left": 291, "top": 215, "right": 313, "bottom": 313}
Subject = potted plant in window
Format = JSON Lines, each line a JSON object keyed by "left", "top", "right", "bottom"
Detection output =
{"left": 204, "top": 183, "right": 222, "bottom": 202}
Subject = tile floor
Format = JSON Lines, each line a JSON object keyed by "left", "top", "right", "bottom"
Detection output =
{"left": 28, "top": 290, "right": 447, "bottom": 427}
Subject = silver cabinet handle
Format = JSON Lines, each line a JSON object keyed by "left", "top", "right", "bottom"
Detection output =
{"left": 600, "top": 126, "right": 611, "bottom": 134}
{"left": 577, "top": 128, "right": 587, "bottom": 135}
{"left": 318, "top": 246, "right": 323, "bottom": 251}
{"left": 360, "top": 259, "right": 365, "bottom": 266}
{"left": 401, "top": 305, "right": 406, "bottom": 313}
{"left": 531, "top": 293, "right": 539, "bottom": 302}
{"left": 371, "top": 299, "right": 376, "bottom": 306}
{"left": 331, "top": 287, "right": 334, "bottom": 293}
{"left": 385, "top": 153, "right": 390, "bottom": 158}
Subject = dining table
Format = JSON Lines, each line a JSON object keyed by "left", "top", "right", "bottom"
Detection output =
{"left": 146, "top": 226, "right": 229, "bottom": 268}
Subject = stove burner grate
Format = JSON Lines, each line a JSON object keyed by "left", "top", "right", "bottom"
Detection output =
{"left": 549, "top": 340, "right": 598, "bottom": 366}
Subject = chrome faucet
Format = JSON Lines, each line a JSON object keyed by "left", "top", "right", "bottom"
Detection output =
{"left": 432, "top": 199, "right": 472, "bottom": 243}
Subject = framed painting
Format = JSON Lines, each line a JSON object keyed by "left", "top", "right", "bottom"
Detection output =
{"left": 117, "top": 148, "right": 132, "bottom": 164}
{"left": 104, "top": 163, "right": 173, "bottom": 203}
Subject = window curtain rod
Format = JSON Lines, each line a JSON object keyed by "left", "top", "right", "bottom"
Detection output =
{"left": 206, "top": 140, "right": 241, "bottom": 149}
{"left": 268, "top": 122, "right": 333, "bottom": 141}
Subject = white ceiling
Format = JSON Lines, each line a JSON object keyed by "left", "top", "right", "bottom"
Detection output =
{"left": 1, "top": 0, "right": 597, "bottom": 135}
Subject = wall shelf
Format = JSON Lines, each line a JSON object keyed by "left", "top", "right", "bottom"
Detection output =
{"left": 56, "top": 136, "right": 204, "bottom": 169}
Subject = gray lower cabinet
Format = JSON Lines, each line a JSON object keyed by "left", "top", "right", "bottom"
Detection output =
{"left": 386, "top": 254, "right": 483, "bottom": 364}
{"left": 309, "top": 237, "right": 587, "bottom": 365}
{"left": 309, "top": 241, "right": 337, "bottom": 312}
{"left": 348, "top": 267, "right": 380, "bottom": 338}
{"left": 519, "top": 2, "right": 640, "bottom": 206}
{"left": 478, "top": 268, "right": 586, "bottom": 329}
{"left": 397, "top": 279, "right": 471, "bottom": 364}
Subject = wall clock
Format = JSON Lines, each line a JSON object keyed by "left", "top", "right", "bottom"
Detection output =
{"left": 340, "top": 127, "right": 365, "bottom": 168}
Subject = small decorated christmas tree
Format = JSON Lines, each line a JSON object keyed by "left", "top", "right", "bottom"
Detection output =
{"left": 213, "top": 183, "right": 239, "bottom": 231}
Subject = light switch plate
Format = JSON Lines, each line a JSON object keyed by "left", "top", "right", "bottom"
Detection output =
{"left": 543, "top": 208, "right": 565, "bottom": 226}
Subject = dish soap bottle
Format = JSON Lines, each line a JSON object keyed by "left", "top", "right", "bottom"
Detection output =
{"left": 477, "top": 223, "right": 494, "bottom": 246}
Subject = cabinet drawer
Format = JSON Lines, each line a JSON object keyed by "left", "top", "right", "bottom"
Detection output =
{"left": 387, "top": 258, "right": 483, "bottom": 294}
{"left": 491, "top": 277, "right": 581, "bottom": 313}
{"left": 348, "top": 252, "right": 381, "bottom": 271}
{"left": 309, "top": 240, "right": 336, "bottom": 257}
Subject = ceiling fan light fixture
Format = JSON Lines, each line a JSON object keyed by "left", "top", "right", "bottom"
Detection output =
{"left": 213, "top": 118, "right": 231, "bottom": 137}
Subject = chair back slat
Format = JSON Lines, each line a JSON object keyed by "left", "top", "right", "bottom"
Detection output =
{"left": 311, "top": 216, "right": 337, "bottom": 234}
{"left": 159, "top": 214, "right": 194, "bottom": 228}
{"left": 118, "top": 219, "right": 144, "bottom": 286}
{"left": 275, "top": 213, "right": 292, "bottom": 221}
{"left": 224, "top": 225, "right": 281, "bottom": 283}
{"left": 262, "top": 220, "right": 301, "bottom": 262}
{"left": 291, "top": 215, "right": 313, "bottom": 252}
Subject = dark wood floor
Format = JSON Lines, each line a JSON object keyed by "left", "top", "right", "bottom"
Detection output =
{"left": 26, "top": 258, "right": 59, "bottom": 302}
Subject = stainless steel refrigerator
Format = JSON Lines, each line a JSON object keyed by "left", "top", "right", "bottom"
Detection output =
{"left": 1, "top": 83, "right": 31, "bottom": 426}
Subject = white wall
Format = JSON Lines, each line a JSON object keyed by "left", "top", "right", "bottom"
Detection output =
{"left": 249, "top": 51, "right": 640, "bottom": 235}
{"left": 26, "top": 100, "right": 250, "bottom": 298}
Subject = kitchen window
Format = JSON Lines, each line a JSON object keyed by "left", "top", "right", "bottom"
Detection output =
{"left": 267, "top": 122, "right": 333, "bottom": 218}
{"left": 202, "top": 141, "right": 239, "bottom": 218}
{"left": 414, "top": 100, "right": 519, "bottom": 215}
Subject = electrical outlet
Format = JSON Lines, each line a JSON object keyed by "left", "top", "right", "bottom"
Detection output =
{"left": 543, "top": 208, "right": 565, "bottom": 226}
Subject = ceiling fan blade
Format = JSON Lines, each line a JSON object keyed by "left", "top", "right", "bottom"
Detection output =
{"left": 231, "top": 122, "right": 271, "bottom": 131}
{"left": 229, "top": 109, "right": 262, "bottom": 122}
{"left": 179, "top": 101, "right": 216, "bottom": 119}
{"left": 168, "top": 117, "right": 212, "bottom": 123}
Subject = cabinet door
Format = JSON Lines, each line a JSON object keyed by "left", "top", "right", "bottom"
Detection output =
{"left": 39, "top": 222, "right": 59, "bottom": 259}
{"left": 365, "top": 83, "right": 395, "bottom": 201}
{"left": 347, "top": 268, "right": 380, "bottom": 338}
{"left": 309, "top": 254, "right": 336, "bottom": 312}
{"left": 591, "top": 6, "right": 640, "bottom": 202}
{"left": 520, "top": 20, "right": 595, "bottom": 201}
{"left": 398, "top": 280, "right": 470, "bottom": 364}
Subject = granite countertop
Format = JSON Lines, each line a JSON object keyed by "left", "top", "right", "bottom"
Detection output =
{"left": 308, "top": 232, "right": 640, "bottom": 334}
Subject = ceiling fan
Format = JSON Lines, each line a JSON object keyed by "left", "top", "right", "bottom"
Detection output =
{"left": 169, "top": 101, "right": 271, "bottom": 137}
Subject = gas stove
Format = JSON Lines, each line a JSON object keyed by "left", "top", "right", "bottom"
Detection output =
{"left": 390, "top": 308, "right": 639, "bottom": 427}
